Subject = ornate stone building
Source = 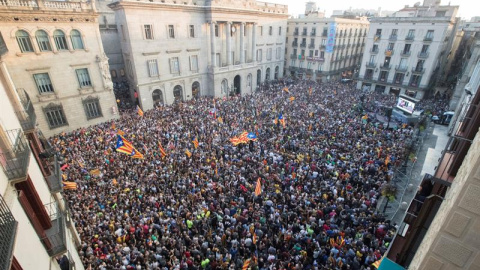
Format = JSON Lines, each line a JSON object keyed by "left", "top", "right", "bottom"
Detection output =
{"left": 108, "top": 0, "right": 288, "bottom": 110}
{"left": 0, "top": 0, "right": 119, "bottom": 137}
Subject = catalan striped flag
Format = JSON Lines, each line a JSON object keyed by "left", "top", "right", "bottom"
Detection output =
{"left": 62, "top": 181, "right": 77, "bottom": 190}
{"left": 289, "top": 96, "right": 295, "bottom": 102}
{"left": 137, "top": 105, "right": 144, "bottom": 117}
{"left": 192, "top": 137, "right": 199, "bottom": 149}
{"left": 242, "top": 259, "right": 251, "bottom": 270}
{"left": 385, "top": 155, "right": 391, "bottom": 165}
{"left": 253, "top": 232, "right": 258, "bottom": 245}
{"left": 283, "top": 87, "right": 289, "bottom": 94}
{"left": 111, "top": 122, "right": 116, "bottom": 130}
{"left": 185, "top": 149, "right": 192, "bottom": 158}
{"left": 213, "top": 99, "right": 217, "bottom": 119}
{"left": 116, "top": 135, "right": 135, "bottom": 155}
{"left": 158, "top": 142, "right": 167, "bottom": 158}
{"left": 254, "top": 177, "right": 262, "bottom": 196}
{"left": 309, "top": 87, "right": 312, "bottom": 95}
{"left": 371, "top": 258, "right": 383, "bottom": 269}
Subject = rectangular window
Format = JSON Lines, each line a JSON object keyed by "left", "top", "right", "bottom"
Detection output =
{"left": 399, "top": 58, "right": 407, "bottom": 68}
{"left": 190, "top": 55, "right": 198, "bottom": 71}
{"left": 33, "top": 73, "right": 54, "bottom": 94}
{"left": 387, "top": 43, "right": 394, "bottom": 50}
{"left": 147, "top": 59, "right": 159, "bottom": 77}
{"left": 314, "top": 50, "right": 318, "bottom": 56}
{"left": 403, "top": 44, "right": 411, "bottom": 53}
{"left": 369, "top": 55, "right": 376, "bottom": 63}
{"left": 309, "top": 50, "right": 314, "bottom": 57}
{"left": 144, "top": 24, "right": 153, "bottom": 40}
{"left": 215, "top": 25, "right": 219, "bottom": 37}
{"left": 276, "top": 47, "right": 281, "bottom": 59}
{"left": 170, "top": 57, "right": 180, "bottom": 74}
{"left": 168, "top": 25, "right": 175, "bottom": 38}
{"left": 421, "top": 44, "right": 429, "bottom": 53}
{"left": 259, "top": 26, "right": 263, "bottom": 36}
{"left": 408, "top": 29, "right": 415, "bottom": 37}
{"left": 83, "top": 97, "right": 102, "bottom": 120}
{"left": 76, "top": 68, "right": 92, "bottom": 88}
{"left": 189, "top": 25, "right": 195, "bottom": 38}
{"left": 426, "top": 30, "right": 434, "bottom": 39}
{"left": 54, "top": 34, "right": 68, "bottom": 51}
{"left": 320, "top": 51, "right": 324, "bottom": 58}
{"left": 44, "top": 105, "right": 68, "bottom": 128}
{"left": 278, "top": 27, "right": 282, "bottom": 35}
{"left": 121, "top": 25, "right": 126, "bottom": 41}
{"left": 256, "top": 49, "right": 262, "bottom": 61}
{"left": 391, "top": 29, "right": 398, "bottom": 36}
{"left": 269, "top": 26, "right": 273, "bottom": 36}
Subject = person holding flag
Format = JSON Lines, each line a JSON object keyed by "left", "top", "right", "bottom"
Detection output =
{"left": 136, "top": 105, "right": 144, "bottom": 117}
{"left": 254, "top": 177, "right": 262, "bottom": 196}
{"left": 192, "top": 136, "right": 199, "bottom": 149}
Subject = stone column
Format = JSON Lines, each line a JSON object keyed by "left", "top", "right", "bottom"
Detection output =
{"left": 210, "top": 21, "right": 217, "bottom": 67}
{"left": 226, "top": 21, "right": 232, "bottom": 66}
{"left": 240, "top": 22, "right": 245, "bottom": 64}
{"left": 252, "top": 23, "right": 257, "bottom": 63}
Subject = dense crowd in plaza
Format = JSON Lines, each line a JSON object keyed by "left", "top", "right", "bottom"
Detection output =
{"left": 53, "top": 79, "right": 421, "bottom": 270}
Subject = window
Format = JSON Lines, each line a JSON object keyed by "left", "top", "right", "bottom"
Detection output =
{"left": 314, "top": 50, "right": 318, "bottom": 56}
{"left": 407, "top": 29, "right": 415, "bottom": 38}
{"left": 278, "top": 27, "right": 282, "bottom": 35}
{"left": 309, "top": 50, "right": 314, "bottom": 57}
{"left": 387, "top": 43, "right": 394, "bottom": 50}
{"left": 403, "top": 44, "right": 411, "bottom": 54}
{"left": 147, "top": 59, "right": 159, "bottom": 77}
{"left": 426, "top": 30, "right": 434, "bottom": 39}
{"left": 321, "top": 39, "right": 326, "bottom": 46}
{"left": 421, "top": 44, "right": 429, "bottom": 53}
{"left": 168, "top": 25, "right": 175, "bottom": 38}
{"left": 320, "top": 51, "right": 324, "bottom": 58}
{"left": 35, "top": 30, "right": 51, "bottom": 52}
{"left": 293, "top": 48, "right": 297, "bottom": 56}
{"left": 259, "top": 26, "right": 263, "bottom": 36}
{"left": 269, "top": 26, "right": 273, "bottom": 35}
{"left": 369, "top": 55, "right": 376, "bottom": 64}
{"left": 34, "top": 73, "right": 54, "bottom": 94}
{"left": 267, "top": 48, "right": 272, "bottom": 60}
{"left": 410, "top": 75, "right": 422, "bottom": 86}
{"left": 215, "top": 25, "right": 219, "bottom": 37}
{"left": 379, "top": 70, "right": 388, "bottom": 81}
{"left": 276, "top": 47, "right": 281, "bottom": 59}
{"left": 53, "top": 30, "right": 68, "bottom": 50}
{"left": 391, "top": 29, "right": 398, "bottom": 36}
{"left": 190, "top": 55, "right": 198, "bottom": 71}
{"left": 399, "top": 58, "right": 407, "bottom": 68}
{"left": 189, "top": 25, "right": 195, "bottom": 38}
{"left": 44, "top": 104, "right": 68, "bottom": 128}
{"left": 144, "top": 25, "right": 153, "bottom": 40}
{"left": 256, "top": 49, "right": 262, "bottom": 61}
{"left": 375, "top": 29, "right": 382, "bottom": 36}
{"left": 83, "top": 97, "right": 102, "bottom": 120}
{"left": 290, "top": 59, "right": 296, "bottom": 66}
{"left": 415, "top": 60, "right": 425, "bottom": 70}
{"left": 121, "top": 25, "right": 126, "bottom": 41}
{"left": 111, "top": 70, "right": 117, "bottom": 78}
{"left": 70, "top": 30, "right": 84, "bottom": 50}
{"left": 307, "top": 61, "right": 312, "bottom": 70}
{"left": 169, "top": 57, "right": 180, "bottom": 74}
{"left": 16, "top": 30, "right": 34, "bottom": 53}
{"left": 76, "top": 68, "right": 92, "bottom": 88}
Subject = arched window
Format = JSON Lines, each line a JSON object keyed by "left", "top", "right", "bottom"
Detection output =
{"left": 53, "top": 30, "right": 68, "bottom": 51}
{"left": 70, "top": 29, "right": 84, "bottom": 50}
{"left": 16, "top": 30, "right": 34, "bottom": 53}
{"left": 36, "top": 30, "right": 51, "bottom": 52}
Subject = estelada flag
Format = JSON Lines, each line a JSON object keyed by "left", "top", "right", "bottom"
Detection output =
{"left": 253, "top": 233, "right": 258, "bottom": 245}
{"left": 62, "top": 181, "right": 77, "bottom": 190}
{"left": 254, "top": 177, "right": 262, "bottom": 196}
{"left": 111, "top": 122, "right": 116, "bottom": 130}
{"left": 242, "top": 259, "right": 251, "bottom": 270}
{"left": 116, "top": 135, "right": 134, "bottom": 155}
{"left": 192, "top": 137, "right": 199, "bottom": 149}
{"left": 129, "top": 148, "right": 144, "bottom": 159}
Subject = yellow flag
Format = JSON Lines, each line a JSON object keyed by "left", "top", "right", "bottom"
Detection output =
{"left": 289, "top": 96, "right": 295, "bottom": 102}
{"left": 90, "top": 169, "right": 101, "bottom": 176}
{"left": 185, "top": 149, "right": 192, "bottom": 158}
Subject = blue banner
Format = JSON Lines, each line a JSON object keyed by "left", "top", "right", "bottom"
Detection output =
{"left": 326, "top": 23, "right": 337, "bottom": 53}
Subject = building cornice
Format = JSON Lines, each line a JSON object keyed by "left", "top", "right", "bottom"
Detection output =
{"left": 0, "top": 13, "right": 97, "bottom": 23}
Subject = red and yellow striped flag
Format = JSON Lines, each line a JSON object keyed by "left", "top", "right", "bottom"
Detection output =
{"left": 242, "top": 259, "right": 251, "bottom": 270}
{"left": 254, "top": 177, "right": 262, "bottom": 196}
{"left": 137, "top": 105, "right": 144, "bottom": 117}
{"left": 158, "top": 142, "right": 167, "bottom": 158}
{"left": 193, "top": 137, "right": 199, "bottom": 149}
{"left": 253, "top": 232, "right": 258, "bottom": 245}
{"left": 62, "top": 181, "right": 77, "bottom": 190}
{"left": 185, "top": 149, "right": 192, "bottom": 158}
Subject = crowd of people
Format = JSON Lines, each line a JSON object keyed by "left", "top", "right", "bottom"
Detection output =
{"left": 52, "top": 79, "right": 417, "bottom": 270}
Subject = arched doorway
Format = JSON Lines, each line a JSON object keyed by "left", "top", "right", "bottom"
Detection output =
{"left": 265, "top": 67, "right": 271, "bottom": 81}
{"left": 192, "top": 81, "right": 200, "bottom": 99}
{"left": 256, "top": 69, "right": 261, "bottom": 87}
{"left": 233, "top": 75, "right": 241, "bottom": 95}
{"left": 247, "top": 74, "right": 252, "bottom": 93}
{"left": 152, "top": 89, "right": 163, "bottom": 105}
{"left": 221, "top": 79, "right": 228, "bottom": 97}
{"left": 274, "top": 66, "right": 279, "bottom": 80}
{"left": 173, "top": 85, "right": 183, "bottom": 102}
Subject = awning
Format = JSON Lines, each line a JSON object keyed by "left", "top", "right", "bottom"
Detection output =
{"left": 377, "top": 258, "right": 405, "bottom": 270}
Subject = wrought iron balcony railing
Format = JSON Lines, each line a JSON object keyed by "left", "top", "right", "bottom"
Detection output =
{"left": 0, "top": 194, "right": 18, "bottom": 270}
{"left": 46, "top": 155, "right": 62, "bottom": 193}
{"left": 0, "top": 128, "right": 31, "bottom": 182}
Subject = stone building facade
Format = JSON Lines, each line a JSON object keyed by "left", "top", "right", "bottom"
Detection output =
{"left": 356, "top": 0, "right": 459, "bottom": 99}
{"left": 108, "top": 0, "right": 288, "bottom": 110}
{"left": 0, "top": 0, "right": 119, "bottom": 137}
{"left": 285, "top": 17, "right": 369, "bottom": 82}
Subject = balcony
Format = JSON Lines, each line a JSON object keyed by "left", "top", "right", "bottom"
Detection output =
{"left": 418, "top": 51, "right": 429, "bottom": 58}
{"left": 292, "top": 41, "right": 298, "bottom": 47}
{"left": 46, "top": 156, "right": 62, "bottom": 193}
{"left": 290, "top": 54, "right": 297, "bottom": 59}
{"left": 405, "top": 35, "right": 415, "bottom": 41}
{"left": 389, "top": 35, "right": 398, "bottom": 41}
{"left": 301, "top": 31, "right": 307, "bottom": 36}
{"left": 44, "top": 211, "right": 67, "bottom": 257}
{"left": 15, "top": 89, "right": 37, "bottom": 133}
{"left": 411, "top": 67, "right": 425, "bottom": 74}
{"left": 400, "top": 51, "right": 411, "bottom": 57}
{"left": 366, "top": 62, "right": 377, "bottom": 68}
{"left": 395, "top": 65, "right": 408, "bottom": 72}
{"left": 308, "top": 43, "right": 315, "bottom": 49}
{"left": 393, "top": 79, "right": 404, "bottom": 85}
{"left": 380, "top": 64, "right": 391, "bottom": 70}
{"left": 378, "top": 76, "right": 388, "bottom": 82}
{"left": 320, "top": 45, "right": 326, "bottom": 49}
{"left": 423, "top": 36, "right": 433, "bottom": 42}
{"left": 306, "top": 69, "right": 314, "bottom": 75}
{"left": 0, "top": 129, "right": 31, "bottom": 182}
{"left": 310, "top": 31, "right": 316, "bottom": 36}
{"left": 300, "top": 43, "right": 306, "bottom": 48}
{"left": 385, "top": 49, "right": 394, "bottom": 56}
{"left": 293, "top": 31, "right": 299, "bottom": 36}
{"left": 0, "top": 194, "right": 18, "bottom": 270}
{"left": 322, "top": 32, "right": 328, "bottom": 37}
{"left": 289, "top": 66, "right": 298, "bottom": 71}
